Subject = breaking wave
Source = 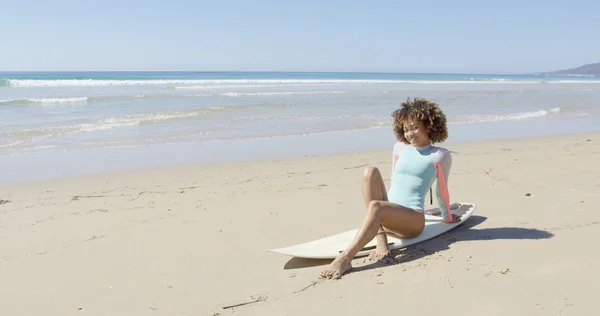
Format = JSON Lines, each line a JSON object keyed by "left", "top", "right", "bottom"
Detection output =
{"left": 452, "top": 107, "right": 564, "bottom": 123}
{"left": 0, "top": 97, "right": 89, "bottom": 106}
{"left": 0, "top": 90, "right": 352, "bottom": 107}
{"left": 5, "top": 78, "right": 600, "bottom": 88}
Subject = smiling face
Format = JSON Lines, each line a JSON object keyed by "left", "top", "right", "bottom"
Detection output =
{"left": 391, "top": 97, "right": 449, "bottom": 145}
{"left": 403, "top": 120, "right": 431, "bottom": 147}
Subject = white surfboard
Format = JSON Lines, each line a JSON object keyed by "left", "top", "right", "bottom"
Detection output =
{"left": 267, "top": 202, "right": 476, "bottom": 259}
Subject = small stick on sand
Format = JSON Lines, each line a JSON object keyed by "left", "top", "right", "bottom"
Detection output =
{"left": 71, "top": 195, "right": 105, "bottom": 201}
{"left": 221, "top": 295, "right": 267, "bottom": 310}
{"left": 293, "top": 280, "right": 321, "bottom": 294}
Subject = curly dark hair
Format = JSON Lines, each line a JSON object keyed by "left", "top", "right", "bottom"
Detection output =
{"left": 391, "top": 97, "right": 448, "bottom": 144}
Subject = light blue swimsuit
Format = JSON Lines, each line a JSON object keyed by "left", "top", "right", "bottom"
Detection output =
{"left": 387, "top": 142, "right": 453, "bottom": 221}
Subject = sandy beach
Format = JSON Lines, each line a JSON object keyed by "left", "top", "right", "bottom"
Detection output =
{"left": 1, "top": 132, "right": 599, "bottom": 315}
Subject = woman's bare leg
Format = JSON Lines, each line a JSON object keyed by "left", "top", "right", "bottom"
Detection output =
{"left": 361, "top": 167, "right": 393, "bottom": 260}
{"left": 320, "top": 190, "right": 425, "bottom": 279}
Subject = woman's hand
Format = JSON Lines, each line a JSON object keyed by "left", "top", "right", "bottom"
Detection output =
{"left": 445, "top": 213, "right": 461, "bottom": 223}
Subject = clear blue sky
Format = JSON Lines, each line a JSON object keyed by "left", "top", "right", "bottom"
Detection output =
{"left": 1, "top": 0, "right": 598, "bottom": 73}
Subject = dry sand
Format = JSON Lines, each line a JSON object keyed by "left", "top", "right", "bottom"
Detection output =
{"left": 1, "top": 132, "right": 599, "bottom": 315}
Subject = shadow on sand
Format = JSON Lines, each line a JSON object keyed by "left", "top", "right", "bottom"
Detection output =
{"left": 283, "top": 214, "right": 553, "bottom": 271}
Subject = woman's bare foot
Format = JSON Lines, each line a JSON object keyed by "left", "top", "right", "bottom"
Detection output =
{"left": 367, "top": 243, "right": 396, "bottom": 264}
{"left": 320, "top": 254, "right": 352, "bottom": 279}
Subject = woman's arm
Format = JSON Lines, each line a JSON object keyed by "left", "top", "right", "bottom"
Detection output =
{"left": 433, "top": 150, "right": 455, "bottom": 223}
{"left": 390, "top": 142, "right": 405, "bottom": 180}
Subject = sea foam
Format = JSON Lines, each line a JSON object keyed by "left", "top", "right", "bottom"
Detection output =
{"left": 453, "top": 107, "right": 563, "bottom": 124}
{"left": 6, "top": 78, "right": 600, "bottom": 88}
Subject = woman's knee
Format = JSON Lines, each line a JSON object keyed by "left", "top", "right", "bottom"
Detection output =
{"left": 363, "top": 166, "right": 381, "bottom": 181}
{"left": 368, "top": 200, "right": 384, "bottom": 216}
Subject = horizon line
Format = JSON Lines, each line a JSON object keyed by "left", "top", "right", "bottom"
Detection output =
{"left": 0, "top": 69, "right": 536, "bottom": 76}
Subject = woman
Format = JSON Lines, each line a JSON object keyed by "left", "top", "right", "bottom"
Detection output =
{"left": 320, "top": 97, "right": 461, "bottom": 280}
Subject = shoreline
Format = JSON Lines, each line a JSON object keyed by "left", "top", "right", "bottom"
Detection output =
{"left": 2, "top": 114, "right": 600, "bottom": 187}
{"left": 2, "top": 130, "right": 598, "bottom": 189}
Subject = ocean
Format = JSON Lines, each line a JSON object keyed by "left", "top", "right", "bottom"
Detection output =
{"left": 1, "top": 71, "right": 599, "bottom": 184}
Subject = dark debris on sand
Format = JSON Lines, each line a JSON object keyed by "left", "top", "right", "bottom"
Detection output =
{"left": 0, "top": 199, "right": 10, "bottom": 205}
